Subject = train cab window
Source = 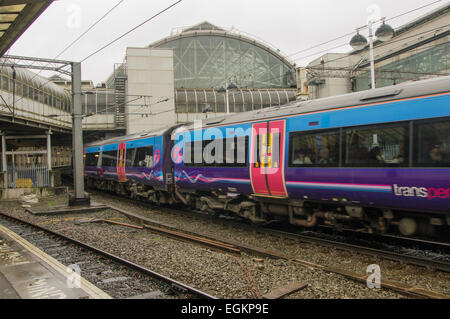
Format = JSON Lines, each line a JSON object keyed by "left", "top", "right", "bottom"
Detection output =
{"left": 85, "top": 153, "right": 99, "bottom": 167}
{"left": 101, "top": 150, "right": 117, "bottom": 167}
{"left": 289, "top": 130, "right": 339, "bottom": 167}
{"left": 345, "top": 124, "right": 409, "bottom": 167}
{"left": 134, "top": 147, "right": 154, "bottom": 168}
{"left": 414, "top": 119, "right": 450, "bottom": 167}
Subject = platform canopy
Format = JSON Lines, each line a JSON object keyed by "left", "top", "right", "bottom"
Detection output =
{"left": 0, "top": 0, "right": 53, "bottom": 57}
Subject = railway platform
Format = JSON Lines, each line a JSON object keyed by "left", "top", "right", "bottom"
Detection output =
{"left": 0, "top": 224, "right": 111, "bottom": 299}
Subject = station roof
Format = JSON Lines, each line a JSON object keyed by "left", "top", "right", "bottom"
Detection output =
{"left": 0, "top": 0, "right": 53, "bottom": 57}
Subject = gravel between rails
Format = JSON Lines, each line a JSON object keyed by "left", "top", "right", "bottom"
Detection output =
{"left": 2, "top": 194, "right": 447, "bottom": 299}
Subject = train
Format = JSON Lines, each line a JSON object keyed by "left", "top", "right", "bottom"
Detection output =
{"left": 84, "top": 76, "right": 450, "bottom": 239}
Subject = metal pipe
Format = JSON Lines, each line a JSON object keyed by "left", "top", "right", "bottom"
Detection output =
{"left": 174, "top": 187, "right": 188, "bottom": 205}
{"left": 291, "top": 212, "right": 325, "bottom": 228}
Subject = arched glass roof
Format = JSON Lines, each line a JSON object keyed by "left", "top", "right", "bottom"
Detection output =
{"left": 149, "top": 22, "right": 296, "bottom": 90}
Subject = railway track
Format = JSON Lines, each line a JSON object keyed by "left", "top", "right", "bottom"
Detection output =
{"left": 77, "top": 195, "right": 449, "bottom": 299}
{"left": 94, "top": 191, "right": 450, "bottom": 273}
{"left": 261, "top": 227, "right": 450, "bottom": 273}
{"left": 0, "top": 211, "right": 217, "bottom": 300}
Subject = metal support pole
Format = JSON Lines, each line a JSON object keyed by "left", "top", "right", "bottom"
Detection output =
{"left": 46, "top": 130, "right": 52, "bottom": 171}
{"left": 225, "top": 81, "right": 230, "bottom": 114}
{"left": 368, "top": 21, "right": 376, "bottom": 90}
{"left": 226, "top": 88, "right": 230, "bottom": 114}
{"left": 1, "top": 133, "right": 6, "bottom": 188}
{"left": 46, "top": 130, "right": 54, "bottom": 187}
{"left": 1, "top": 133, "right": 6, "bottom": 172}
{"left": 71, "top": 62, "right": 87, "bottom": 203}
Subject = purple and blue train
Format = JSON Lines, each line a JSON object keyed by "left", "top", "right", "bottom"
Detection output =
{"left": 84, "top": 76, "right": 450, "bottom": 239}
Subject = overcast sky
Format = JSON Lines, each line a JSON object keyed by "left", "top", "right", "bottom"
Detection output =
{"left": 8, "top": 0, "right": 449, "bottom": 85}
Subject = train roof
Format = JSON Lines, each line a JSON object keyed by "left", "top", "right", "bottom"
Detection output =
{"left": 86, "top": 76, "right": 450, "bottom": 148}
{"left": 85, "top": 127, "right": 172, "bottom": 148}
{"left": 178, "top": 76, "right": 450, "bottom": 131}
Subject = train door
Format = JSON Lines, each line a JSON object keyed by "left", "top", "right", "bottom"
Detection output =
{"left": 250, "top": 120, "right": 288, "bottom": 197}
{"left": 117, "top": 143, "right": 127, "bottom": 182}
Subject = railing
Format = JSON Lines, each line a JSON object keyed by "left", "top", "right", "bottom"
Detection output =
{"left": 6, "top": 165, "right": 50, "bottom": 188}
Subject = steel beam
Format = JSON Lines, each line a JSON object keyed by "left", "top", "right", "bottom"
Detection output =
{"left": 5, "top": 150, "right": 47, "bottom": 155}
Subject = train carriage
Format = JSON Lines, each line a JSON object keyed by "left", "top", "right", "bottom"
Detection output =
{"left": 85, "top": 76, "right": 450, "bottom": 238}
{"left": 84, "top": 128, "right": 177, "bottom": 202}
{"left": 172, "top": 76, "right": 450, "bottom": 237}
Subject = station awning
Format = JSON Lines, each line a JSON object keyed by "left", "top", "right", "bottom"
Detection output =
{"left": 0, "top": 0, "right": 53, "bottom": 57}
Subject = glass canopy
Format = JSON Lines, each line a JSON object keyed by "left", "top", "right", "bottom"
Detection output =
{"left": 150, "top": 22, "right": 296, "bottom": 90}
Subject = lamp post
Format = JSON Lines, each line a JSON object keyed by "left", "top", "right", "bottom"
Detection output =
{"left": 349, "top": 18, "right": 395, "bottom": 90}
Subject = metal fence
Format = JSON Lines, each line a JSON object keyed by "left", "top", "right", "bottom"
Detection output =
{"left": 6, "top": 165, "right": 50, "bottom": 188}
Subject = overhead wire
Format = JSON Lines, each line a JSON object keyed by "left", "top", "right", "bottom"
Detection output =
{"left": 288, "top": 0, "right": 444, "bottom": 59}
{"left": 5, "top": 0, "right": 126, "bottom": 106}
{"left": 80, "top": 0, "right": 184, "bottom": 63}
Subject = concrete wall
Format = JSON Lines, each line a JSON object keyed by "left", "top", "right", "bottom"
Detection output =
{"left": 125, "top": 48, "right": 175, "bottom": 134}
{"left": 82, "top": 114, "right": 116, "bottom": 130}
{"left": 306, "top": 53, "right": 359, "bottom": 99}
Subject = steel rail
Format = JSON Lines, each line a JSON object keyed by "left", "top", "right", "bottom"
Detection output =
{"left": 98, "top": 202, "right": 450, "bottom": 299}
{"left": 0, "top": 211, "right": 217, "bottom": 299}
{"left": 92, "top": 190, "right": 450, "bottom": 272}
{"left": 260, "top": 227, "right": 450, "bottom": 273}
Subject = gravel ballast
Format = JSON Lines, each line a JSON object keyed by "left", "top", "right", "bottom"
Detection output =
{"left": 1, "top": 193, "right": 448, "bottom": 299}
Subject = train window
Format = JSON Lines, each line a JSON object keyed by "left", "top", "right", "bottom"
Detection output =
{"left": 414, "top": 118, "right": 450, "bottom": 167}
{"left": 101, "top": 150, "right": 117, "bottom": 167}
{"left": 125, "top": 148, "right": 136, "bottom": 167}
{"left": 289, "top": 130, "right": 339, "bottom": 167}
{"left": 184, "top": 137, "right": 249, "bottom": 167}
{"left": 133, "top": 147, "right": 154, "bottom": 168}
{"left": 222, "top": 136, "right": 248, "bottom": 167}
{"left": 344, "top": 123, "right": 409, "bottom": 167}
{"left": 85, "top": 153, "right": 99, "bottom": 167}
